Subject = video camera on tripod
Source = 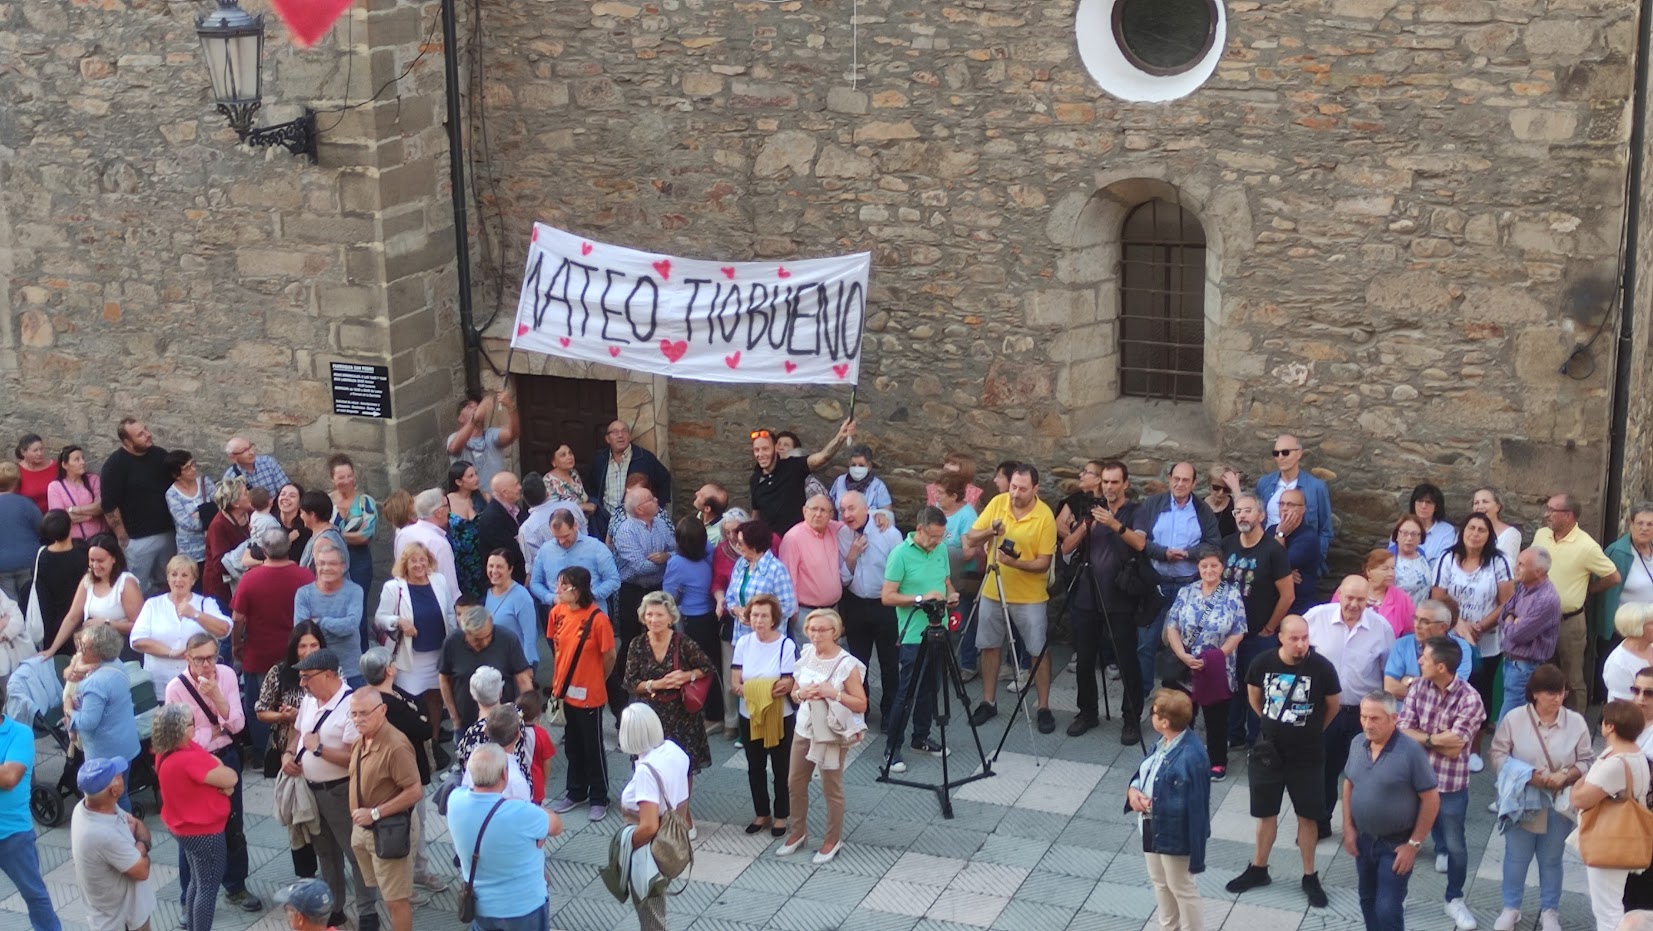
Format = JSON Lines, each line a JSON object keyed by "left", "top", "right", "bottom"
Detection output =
{"left": 914, "top": 595, "right": 962, "bottom": 632}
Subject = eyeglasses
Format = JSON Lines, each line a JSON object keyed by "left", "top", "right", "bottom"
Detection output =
{"left": 298, "top": 671, "right": 326, "bottom": 683}
{"left": 1272, "top": 448, "right": 1300, "bottom": 457}
{"left": 347, "top": 706, "right": 384, "bottom": 720}
{"left": 1543, "top": 506, "right": 1571, "bottom": 514}
{"left": 1081, "top": 469, "right": 1101, "bottom": 478}
{"left": 186, "top": 653, "right": 218, "bottom": 665}
{"left": 1631, "top": 687, "right": 1653, "bottom": 699}
{"left": 749, "top": 430, "right": 772, "bottom": 440}
{"left": 1396, "top": 530, "right": 1422, "bottom": 539}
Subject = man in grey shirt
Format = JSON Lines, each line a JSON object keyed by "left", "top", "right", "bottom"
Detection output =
{"left": 71, "top": 758, "right": 155, "bottom": 931}
{"left": 1342, "top": 692, "right": 1439, "bottom": 931}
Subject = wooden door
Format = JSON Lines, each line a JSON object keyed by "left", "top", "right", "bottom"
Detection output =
{"left": 514, "top": 375, "right": 618, "bottom": 476}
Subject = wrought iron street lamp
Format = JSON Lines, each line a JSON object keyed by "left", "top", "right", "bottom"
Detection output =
{"left": 195, "top": 0, "right": 317, "bottom": 161}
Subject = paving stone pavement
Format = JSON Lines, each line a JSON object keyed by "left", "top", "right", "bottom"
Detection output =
{"left": 2, "top": 650, "right": 1605, "bottom": 931}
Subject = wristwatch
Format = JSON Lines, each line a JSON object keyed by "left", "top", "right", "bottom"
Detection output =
{"left": 371, "top": 807, "right": 381, "bottom": 822}
{"left": 1406, "top": 839, "right": 1423, "bottom": 849}
{"left": 913, "top": 595, "right": 924, "bottom": 606}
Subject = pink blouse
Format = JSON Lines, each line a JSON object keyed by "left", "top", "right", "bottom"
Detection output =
{"left": 162, "top": 664, "right": 246, "bottom": 753}
{"left": 46, "top": 475, "right": 109, "bottom": 540}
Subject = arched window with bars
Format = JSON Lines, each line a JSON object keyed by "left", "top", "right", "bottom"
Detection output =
{"left": 1118, "top": 199, "right": 1207, "bottom": 402}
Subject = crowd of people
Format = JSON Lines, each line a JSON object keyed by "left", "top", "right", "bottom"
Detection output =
{"left": 0, "top": 406, "right": 1650, "bottom": 931}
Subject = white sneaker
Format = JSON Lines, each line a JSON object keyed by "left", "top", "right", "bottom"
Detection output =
{"left": 1539, "top": 908, "right": 1561, "bottom": 931}
{"left": 1469, "top": 753, "right": 1485, "bottom": 773}
{"left": 1488, "top": 800, "right": 1499, "bottom": 813}
{"left": 1065, "top": 655, "right": 1078, "bottom": 673}
{"left": 1006, "top": 671, "right": 1032, "bottom": 693}
{"left": 1493, "top": 908, "right": 1521, "bottom": 931}
{"left": 1435, "top": 852, "right": 1448, "bottom": 873}
{"left": 1107, "top": 664, "right": 1121, "bottom": 681}
{"left": 887, "top": 759, "right": 908, "bottom": 774}
{"left": 1446, "top": 897, "right": 1478, "bottom": 931}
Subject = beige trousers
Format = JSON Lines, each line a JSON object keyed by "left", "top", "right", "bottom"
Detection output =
{"left": 1555, "top": 612, "right": 1587, "bottom": 713}
{"left": 787, "top": 737, "right": 847, "bottom": 849}
{"left": 1144, "top": 852, "right": 1203, "bottom": 931}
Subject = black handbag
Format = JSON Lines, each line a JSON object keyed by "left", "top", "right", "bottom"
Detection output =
{"left": 372, "top": 811, "right": 413, "bottom": 859}
{"left": 1141, "top": 815, "right": 1156, "bottom": 853}
{"left": 1116, "top": 551, "right": 1152, "bottom": 600}
{"left": 458, "top": 798, "right": 507, "bottom": 923}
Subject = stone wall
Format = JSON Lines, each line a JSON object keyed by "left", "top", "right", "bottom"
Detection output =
{"left": 1623, "top": 3, "right": 1653, "bottom": 522}
{"left": 472, "top": 0, "right": 1637, "bottom": 561}
{"left": 0, "top": 0, "right": 460, "bottom": 500}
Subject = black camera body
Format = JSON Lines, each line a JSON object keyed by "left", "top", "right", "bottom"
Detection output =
{"left": 918, "top": 598, "right": 949, "bottom": 626}
{"left": 998, "top": 538, "right": 1020, "bottom": 559}
{"left": 1073, "top": 493, "right": 1101, "bottom": 519}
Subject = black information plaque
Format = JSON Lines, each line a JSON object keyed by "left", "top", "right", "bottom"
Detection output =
{"left": 330, "top": 362, "right": 392, "bottom": 419}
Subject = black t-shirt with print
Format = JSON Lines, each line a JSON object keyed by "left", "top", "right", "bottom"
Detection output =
{"left": 1245, "top": 648, "right": 1341, "bottom": 760}
{"left": 1221, "top": 533, "right": 1293, "bottom": 635}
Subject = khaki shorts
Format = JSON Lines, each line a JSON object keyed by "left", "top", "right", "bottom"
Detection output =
{"left": 974, "top": 599, "right": 1048, "bottom": 656}
{"left": 350, "top": 815, "right": 421, "bottom": 902}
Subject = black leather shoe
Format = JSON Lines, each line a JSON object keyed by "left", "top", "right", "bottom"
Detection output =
{"left": 1120, "top": 719, "right": 1141, "bottom": 746}
{"left": 968, "top": 702, "right": 998, "bottom": 727}
{"left": 225, "top": 890, "right": 263, "bottom": 912}
{"left": 1066, "top": 714, "right": 1098, "bottom": 737}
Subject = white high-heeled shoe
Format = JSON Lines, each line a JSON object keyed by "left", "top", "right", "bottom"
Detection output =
{"left": 813, "top": 842, "right": 842, "bottom": 865}
{"left": 776, "top": 834, "right": 808, "bottom": 857}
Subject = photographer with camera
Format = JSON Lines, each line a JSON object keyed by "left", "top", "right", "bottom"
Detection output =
{"left": 880, "top": 507, "right": 959, "bottom": 773}
{"left": 1058, "top": 460, "right": 1141, "bottom": 741}
{"left": 964, "top": 465, "right": 1059, "bottom": 733}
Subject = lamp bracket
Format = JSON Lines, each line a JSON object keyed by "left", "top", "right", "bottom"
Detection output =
{"left": 219, "top": 104, "right": 318, "bottom": 163}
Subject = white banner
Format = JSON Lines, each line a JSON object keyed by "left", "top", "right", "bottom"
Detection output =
{"left": 511, "top": 224, "right": 869, "bottom": 385}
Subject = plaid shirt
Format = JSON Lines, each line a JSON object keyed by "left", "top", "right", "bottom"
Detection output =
{"left": 1396, "top": 674, "right": 1486, "bottom": 792}
{"left": 726, "top": 551, "right": 799, "bottom": 641}
{"left": 222, "top": 455, "right": 291, "bottom": 496}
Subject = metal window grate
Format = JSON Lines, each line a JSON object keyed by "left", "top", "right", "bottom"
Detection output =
{"left": 1119, "top": 198, "right": 1207, "bottom": 402}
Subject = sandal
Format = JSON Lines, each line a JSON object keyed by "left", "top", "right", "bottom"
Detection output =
{"left": 744, "top": 818, "right": 771, "bottom": 835}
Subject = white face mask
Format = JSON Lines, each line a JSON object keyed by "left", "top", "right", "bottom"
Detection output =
{"left": 848, "top": 466, "right": 870, "bottom": 482}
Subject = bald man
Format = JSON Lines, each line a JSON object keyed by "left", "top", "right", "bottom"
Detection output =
{"left": 1229, "top": 615, "right": 1343, "bottom": 907}
{"left": 1303, "top": 576, "right": 1395, "bottom": 838}
{"left": 1255, "top": 434, "right": 1333, "bottom": 573}
{"left": 475, "top": 472, "right": 527, "bottom": 584}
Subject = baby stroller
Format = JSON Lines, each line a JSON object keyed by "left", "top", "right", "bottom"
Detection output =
{"left": 9, "top": 656, "right": 161, "bottom": 826}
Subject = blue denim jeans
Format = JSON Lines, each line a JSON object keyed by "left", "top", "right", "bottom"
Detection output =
{"left": 1228, "top": 633, "right": 1278, "bottom": 746}
{"left": 474, "top": 901, "right": 550, "bottom": 931}
{"left": 1137, "top": 581, "right": 1190, "bottom": 700}
{"left": 240, "top": 672, "right": 271, "bottom": 757}
{"left": 0, "top": 830, "right": 61, "bottom": 931}
{"left": 885, "top": 643, "right": 937, "bottom": 756}
{"left": 1432, "top": 787, "right": 1470, "bottom": 901}
{"left": 1356, "top": 834, "right": 1412, "bottom": 931}
{"left": 1502, "top": 659, "right": 1539, "bottom": 727}
{"left": 348, "top": 545, "right": 374, "bottom": 651}
{"left": 1502, "top": 810, "right": 1569, "bottom": 910}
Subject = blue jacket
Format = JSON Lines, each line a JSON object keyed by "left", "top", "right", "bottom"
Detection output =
{"left": 1256, "top": 470, "right": 1333, "bottom": 572}
{"left": 585, "top": 445, "right": 672, "bottom": 542}
{"left": 1494, "top": 756, "right": 1546, "bottom": 834}
{"left": 71, "top": 662, "right": 141, "bottom": 764}
{"left": 1125, "top": 731, "right": 1211, "bottom": 871}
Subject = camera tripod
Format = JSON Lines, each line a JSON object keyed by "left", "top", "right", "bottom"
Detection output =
{"left": 876, "top": 609, "right": 994, "bottom": 818}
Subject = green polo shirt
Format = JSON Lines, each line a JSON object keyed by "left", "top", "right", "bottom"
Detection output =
{"left": 885, "top": 532, "right": 953, "bottom": 645}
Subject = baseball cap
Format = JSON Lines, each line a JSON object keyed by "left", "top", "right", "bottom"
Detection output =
{"left": 294, "top": 649, "right": 340, "bottom": 673}
{"left": 274, "top": 878, "right": 335, "bottom": 921}
{"left": 76, "top": 757, "right": 128, "bottom": 795}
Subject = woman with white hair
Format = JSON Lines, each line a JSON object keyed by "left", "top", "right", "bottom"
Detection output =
{"left": 154, "top": 701, "right": 239, "bottom": 931}
{"left": 619, "top": 703, "right": 690, "bottom": 931}
{"left": 200, "top": 475, "right": 250, "bottom": 607}
{"left": 452, "top": 665, "right": 528, "bottom": 779}
{"left": 1603, "top": 603, "right": 1653, "bottom": 703}
{"left": 376, "top": 541, "right": 456, "bottom": 748}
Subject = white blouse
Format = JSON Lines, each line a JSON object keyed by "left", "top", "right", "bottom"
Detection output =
{"left": 129, "top": 593, "right": 227, "bottom": 693}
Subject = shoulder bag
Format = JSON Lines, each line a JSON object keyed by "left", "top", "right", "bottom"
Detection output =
{"left": 550, "top": 610, "right": 598, "bottom": 727}
{"left": 351, "top": 740, "right": 413, "bottom": 860}
{"left": 1156, "top": 590, "right": 1219, "bottom": 692}
{"left": 639, "top": 762, "right": 694, "bottom": 882}
{"left": 457, "top": 797, "right": 507, "bottom": 923}
{"left": 1577, "top": 755, "right": 1653, "bottom": 870}
{"left": 22, "top": 547, "right": 45, "bottom": 650}
{"left": 386, "top": 585, "right": 416, "bottom": 671}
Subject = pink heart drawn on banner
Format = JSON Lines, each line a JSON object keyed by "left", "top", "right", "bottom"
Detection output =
{"left": 721, "top": 267, "right": 736, "bottom": 280}
{"left": 531, "top": 229, "right": 539, "bottom": 243}
{"left": 724, "top": 351, "right": 742, "bottom": 369}
{"left": 776, "top": 266, "right": 792, "bottom": 279}
{"left": 581, "top": 242, "right": 593, "bottom": 255}
{"left": 833, "top": 363, "right": 850, "bottom": 379}
{"left": 516, "top": 323, "right": 529, "bottom": 337}
{"left": 269, "top": 0, "right": 352, "bottom": 48}
{"left": 783, "top": 361, "right": 798, "bottom": 374}
{"left": 608, "top": 346, "right": 622, "bottom": 358}
{"left": 659, "top": 339, "right": 688, "bottom": 363}
{"left": 653, "top": 259, "right": 672, "bottom": 281}
{"left": 558, "top": 337, "right": 571, "bottom": 348}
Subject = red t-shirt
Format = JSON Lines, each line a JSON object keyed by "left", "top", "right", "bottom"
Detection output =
{"left": 157, "top": 746, "right": 230, "bottom": 836}
{"left": 18, "top": 463, "right": 57, "bottom": 515}
{"left": 527, "top": 722, "right": 554, "bottom": 803}
{"left": 231, "top": 562, "right": 315, "bottom": 674}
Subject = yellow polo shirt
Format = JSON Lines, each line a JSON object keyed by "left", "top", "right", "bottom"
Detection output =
{"left": 1531, "top": 526, "right": 1617, "bottom": 614}
{"left": 971, "top": 494, "right": 1057, "bottom": 604}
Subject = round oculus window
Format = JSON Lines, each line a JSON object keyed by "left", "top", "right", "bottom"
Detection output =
{"left": 1076, "top": 0, "right": 1227, "bottom": 102}
{"left": 1113, "top": 0, "right": 1219, "bottom": 76}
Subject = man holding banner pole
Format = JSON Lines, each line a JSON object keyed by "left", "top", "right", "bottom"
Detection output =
{"left": 751, "top": 420, "right": 856, "bottom": 536}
